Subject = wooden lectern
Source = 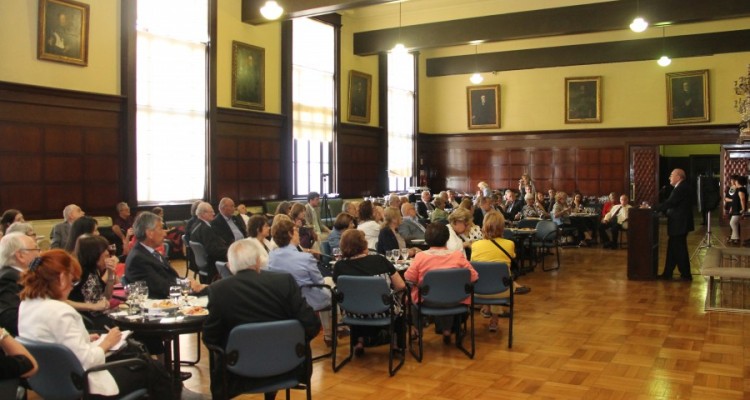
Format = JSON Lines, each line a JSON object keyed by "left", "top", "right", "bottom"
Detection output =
{"left": 627, "top": 208, "right": 659, "bottom": 280}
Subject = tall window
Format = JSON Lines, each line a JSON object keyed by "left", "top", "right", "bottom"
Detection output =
{"left": 292, "top": 18, "right": 334, "bottom": 196}
{"left": 136, "top": 0, "right": 207, "bottom": 203}
{"left": 387, "top": 52, "right": 415, "bottom": 192}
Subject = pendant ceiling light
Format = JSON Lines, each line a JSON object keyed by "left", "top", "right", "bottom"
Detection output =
{"left": 469, "top": 44, "right": 484, "bottom": 84}
{"left": 391, "top": 1, "right": 407, "bottom": 54}
{"left": 657, "top": 27, "right": 671, "bottom": 67}
{"left": 260, "top": 1, "right": 284, "bottom": 20}
{"left": 629, "top": 0, "right": 648, "bottom": 33}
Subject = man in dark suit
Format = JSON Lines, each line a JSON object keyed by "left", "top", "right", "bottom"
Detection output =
{"left": 203, "top": 239, "right": 320, "bottom": 400}
{"left": 415, "top": 190, "right": 434, "bottom": 220}
{"left": 398, "top": 203, "right": 425, "bottom": 241}
{"left": 190, "top": 202, "right": 229, "bottom": 283}
{"left": 654, "top": 168, "right": 694, "bottom": 281}
{"left": 125, "top": 212, "right": 206, "bottom": 299}
{"left": 501, "top": 190, "right": 524, "bottom": 221}
{"left": 0, "top": 233, "right": 38, "bottom": 336}
{"left": 212, "top": 197, "right": 247, "bottom": 245}
{"left": 473, "top": 196, "right": 492, "bottom": 227}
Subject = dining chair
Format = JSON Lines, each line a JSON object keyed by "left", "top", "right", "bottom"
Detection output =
{"left": 531, "top": 220, "right": 561, "bottom": 271}
{"left": 181, "top": 234, "right": 194, "bottom": 279}
{"left": 17, "top": 339, "right": 149, "bottom": 400}
{"left": 215, "top": 261, "right": 232, "bottom": 279}
{"left": 618, "top": 219, "right": 629, "bottom": 249}
{"left": 470, "top": 261, "right": 514, "bottom": 348}
{"left": 299, "top": 283, "right": 334, "bottom": 361}
{"left": 187, "top": 241, "right": 214, "bottom": 282}
{"left": 205, "top": 320, "right": 312, "bottom": 400}
{"left": 517, "top": 219, "right": 539, "bottom": 229}
{"left": 331, "top": 275, "right": 405, "bottom": 376}
{"left": 407, "top": 268, "right": 475, "bottom": 362}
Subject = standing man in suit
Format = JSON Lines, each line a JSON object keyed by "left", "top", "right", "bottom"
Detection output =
{"left": 203, "top": 239, "right": 320, "bottom": 400}
{"left": 50, "top": 204, "right": 84, "bottom": 249}
{"left": 655, "top": 169, "right": 694, "bottom": 281}
{"left": 125, "top": 212, "right": 205, "bottom": 299}
{"left": 416, "top": 190, "right": 434, "bottom": 220}
{"left": 190, "top": 202, "right": 229, "bottom": 283}
{"left": 212, "top": 197, "right": 247, "bottom": 246}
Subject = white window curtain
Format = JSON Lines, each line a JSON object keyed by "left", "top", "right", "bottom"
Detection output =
{"left": 136, "top": 0, "right": 207, "bottom": 203}
{"left": 292, "top": 18, "right": 334, "bottom": 195}
{"left": 388, "top": 52, "right": 415, "bottom": 191}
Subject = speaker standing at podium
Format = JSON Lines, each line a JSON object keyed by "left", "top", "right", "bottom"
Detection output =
{"left": 654, "top": 168, "right": 694, "bottom": 282}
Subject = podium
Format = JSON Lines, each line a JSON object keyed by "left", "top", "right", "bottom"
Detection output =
{"left": 627, "top": 208, "right": 659, "bottom": 280}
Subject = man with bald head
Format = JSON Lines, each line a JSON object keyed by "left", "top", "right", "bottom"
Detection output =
{"left": 212, "top": 197, "right": 247, "bottom": 246}
{"left": 655, "top": 168, "right": 694, "bottom": 281}
{"left": 50, "top": 204, "right": 84, "bottom": 249}
{"left": 0, "top": 233, "right": 40, "bottom": 335}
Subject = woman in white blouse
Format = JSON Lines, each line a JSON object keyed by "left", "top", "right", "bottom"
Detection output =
{"left": 357, "top": 200, "right": 381, "bottom": 250}
{"left": 18, "top": 250, "right": 149, "bottom": 398}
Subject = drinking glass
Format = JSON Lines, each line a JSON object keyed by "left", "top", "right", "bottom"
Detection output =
{"left": 332, "top": 247, "right": 342, "bottom": 260}
{"left": 169, "top": 286, "right": 181, "bottom": 305}
{"left": 125, "top": 284, "right": 139, "bottom": 315}
{"left": 400, "top": 248, "right": 409, "bottom": 261}
{"left": 390, "top": 249, "right": 400, "bottom": 263}
{"left": 107, "top": 243, "right": 117, "bottom": 257}
{"left": 179, "top": 279, "right": 191, "bottom": 305}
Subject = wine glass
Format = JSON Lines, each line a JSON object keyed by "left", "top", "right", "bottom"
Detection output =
{"left": 390, "top": 249, "right": 400, "bottom": 264}
{"left": 400, "top": 248, "right": 409, "bottom": 262}
{"left": 332, "top": 247, "right": 342, "bottom": 260}
{"left": 107, "top": 243, "right": 117, "bottom": 257}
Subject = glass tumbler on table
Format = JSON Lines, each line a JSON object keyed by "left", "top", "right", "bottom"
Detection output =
{"left": 400, "top": 248, "right": 409, "bottom": 262}
{"left": 169, "top": 286, "right": 181, "bottom": 306}
{"left": 178, "top": 278, "right": 191, "bottom": 305}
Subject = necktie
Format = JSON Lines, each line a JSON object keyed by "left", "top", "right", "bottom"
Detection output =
{"left": 152, "top": 250, "right": 165, "bottom": 264}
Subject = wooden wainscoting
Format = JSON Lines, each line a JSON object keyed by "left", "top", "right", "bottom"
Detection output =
{"left": 0, "top": 82, "right": 124, "bottom": 219}
{"left": 338, "top": 123, "right": 386, "bottom": 198}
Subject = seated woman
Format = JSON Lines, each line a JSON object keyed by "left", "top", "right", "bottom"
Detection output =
{"left": 333, "top": 230, "right": 406, "bottom": 355}
{"left": 0, "top": 209, "right": 24, "bottom": 236}
{"left": 327, "top": 212, "right": 356, "bottom": 250}
{"left": 446, "top": 208, "right": 483, "bottom": 259}
{"left": 267, "top": 219, "right": 335, "bottom": 345}
{"left": 430, "top": 198, "right": 448, "bottom": 223}
{"left": 404, "top": 223, "right": 478, "bottom": 344}
{"left": 0, "top": 324, "right": 38, "bottom": 380}
{"left": 64, "top": 216, "right": 100, "bottom": 253}
{"left": 245, "top": 214, "right": 271, "bottom": 255}
{"left": 570, "top": 193, "right": 594, "bottom": 246}
{"left": 376, "top": 208, "right": 420, "bottom": 257}
{"left": 290, "top": 203, "right": 316, "bottom": 250}
{"left": 471, "top": 212, "right": 531, "bottom": 332}
{"left": 519, "top": 193, "right": 549, "bottom": 220}
{"left": 18, "top": 250, "right": 162, "bottom": 398}
{"left": 68, "top": 235, "right": 118, "bottom": 330}
{"left": 600, "top": 192, "right": 617, "bottom": 218}
{"left": 357, "top": 201, "right": 381, "bottom": 250}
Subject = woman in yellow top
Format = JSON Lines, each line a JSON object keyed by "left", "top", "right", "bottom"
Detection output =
{"left": 470, "top": 211, "right": 531, "bottom": 332}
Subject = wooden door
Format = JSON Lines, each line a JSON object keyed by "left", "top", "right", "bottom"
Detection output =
{"left": 629, "top": 145, "right": 659, "bottom": 207}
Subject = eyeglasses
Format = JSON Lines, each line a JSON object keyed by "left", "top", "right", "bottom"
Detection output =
{"left": 21, "top": 248, "right": 41, "bottom": 252}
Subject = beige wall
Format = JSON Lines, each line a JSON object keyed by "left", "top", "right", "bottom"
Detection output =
{"left": 0, "top": 0, "right": 120, "bottom": 94}
{"left": 341, "top": 14, "right": 379, "bottom": 127}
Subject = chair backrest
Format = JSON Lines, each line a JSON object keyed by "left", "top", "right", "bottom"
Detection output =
{"left": 470, "top": 261, "right": 511, "bottom": 296}
{"left": 502, "top": 229, "right": 515, "bottom": 240}
{"left": 225, "top": 320, "right": 306, "bottom": 379}
{"left": 419, "top": 268, "right": 472, "bottom": 305}
{"left": 216, "top": 261, "right": 232, "bottom": 279}
{"left": 0, "top": 378, "right": 19, "bottom": 400}
{"left": 335, "top": 275, "right": 391, "bottom": 315}
{"left": 17, "top": 338, "right": 85, "bottom": 400}
{"left": 517, "top": 219, "right": 539, "bottom": 229}
{"left": 188, "top": 241, "right": 209, "bottom": 273}
{"left": 535, "top": 220, "right": 558, "bottom": 240}
{"left": 320, "top": 241, "right": 332, "bottom": 257}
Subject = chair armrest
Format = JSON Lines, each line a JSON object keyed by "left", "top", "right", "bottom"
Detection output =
{"left": 83, "top": 358, "right": 149, "bottom": 396}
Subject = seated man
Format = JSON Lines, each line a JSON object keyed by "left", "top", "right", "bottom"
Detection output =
{"left": 50, "top": 204, "right": 84, "bottom": 249}
{"left": 189, "top": 202, "right": 229, "bottom": 283}
{"left": 0, "top": 233, "right": 39, "bottom": 336}
{"left": 500, "top": 190, "right": 524, "bottom": 222}
{"left": 398, "top": 202, "right": 425, "bottom": 241}
{"left": 599, "top": 194, "right": 632, "bottom": 249}
{"left": 203, "top": 239, "right": 320, "bottom": 400}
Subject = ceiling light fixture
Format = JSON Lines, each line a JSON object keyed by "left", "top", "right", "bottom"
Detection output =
{"left": 391, "top": 1, "right": 407, "bottom": 54}
{"left": 260, "top": 1, "right": 284, "bottom": 20}
{"left": 470, "top": 44, "right": 484, "bottom": 84}
{"left": 657, "top": 27, "right": 671, "bottom": 67}
{"left": 629, "top": 0, "right": 648, "bottom": 33}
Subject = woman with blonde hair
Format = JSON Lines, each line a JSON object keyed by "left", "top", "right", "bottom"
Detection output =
{"left": 376, "top": 207, "right": 420, "bottom": 257}
{"left": 471, "top": 211, "right": 531, "bottom": 331}
{"left": 446, "top": 208, "right": 483, "bottom": 258}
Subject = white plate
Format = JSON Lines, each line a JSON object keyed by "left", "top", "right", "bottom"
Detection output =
{"left": 144, "top": 300, "right": 179, "bottom": 313}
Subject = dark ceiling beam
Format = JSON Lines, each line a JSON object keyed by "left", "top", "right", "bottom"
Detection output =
{"left": 241, "top": 0, "right": 391, "bottom": 25}
{"left": 426, "top": 29, "right": 750, "bottom": 76}
{"left": 354, "top": 0, "right": 750, "bottom": 55}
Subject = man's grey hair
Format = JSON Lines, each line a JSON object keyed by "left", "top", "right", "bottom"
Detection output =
{"left": 227, "top": 239, "right": 267, "bottom": 275}
{"left": 116, "top": 202, "right": 129, "bottom": 212}
{"left": 0, "top": 233, "right": 27, "bottom": 267}
{"left": 196, "top": 202, "right": 212, "bottom": 218}
{"left": 218, "top": 197, "right": 233, "bottom": 209}
{"left": 133, "top": 211, "right": 161, "bottom": 242}
{"left": 524, "top": 193, "right": 534, "bottom": 201}
{"left": 63, "top": 204, "right": 78, "bottom": 221}
{"left": 5, "top": 222, "right": 34, "bottom": 237}
{"left": 388, "top": 194, "right": 400, "bottom": 207}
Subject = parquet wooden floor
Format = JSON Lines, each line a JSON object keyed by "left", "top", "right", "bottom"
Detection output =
{"left": 33, "top": 216, "right": 750, "bottom": 399}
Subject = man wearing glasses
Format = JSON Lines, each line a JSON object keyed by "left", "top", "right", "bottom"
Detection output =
{"left": 0, "top": 233, "right": 40, "bottom": 335}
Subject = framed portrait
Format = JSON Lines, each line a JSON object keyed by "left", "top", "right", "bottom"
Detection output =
{"left": 37, "top": 0, "right": 89, "bottom": 66}
{"left": 347, "top": 70, "right": 372, "bottom": 123}
{"left": 232, "top": 41, "right": 265, "bottom": 110}
{"left": 667, "top": 70, "right": 709, "bottom": 125}
{"left": 467, "top": 85, "right": 500, "bottom": 129}
{"left": 565, "top": 76, "right": 601, "bottom": 123}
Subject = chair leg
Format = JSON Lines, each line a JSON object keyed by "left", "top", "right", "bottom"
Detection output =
{"left": 388, "top": 316, "right": 405, "bottom": 376}
{"left": 331, "top": 313, "right": 352, "bottom": 371}
{"left": 408, "top": 306, "right": 423, "bottom": 362}
{"left": 180, "top": 332, "right": 201, "bottom": 366}
{"left": 456, "top": 307, "right": 475, "bottom": 359}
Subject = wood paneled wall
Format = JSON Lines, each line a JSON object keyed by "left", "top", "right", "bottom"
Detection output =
{"left": 0, "top": 82, "right": 124, "bottom": 219}
{"left": 419, "top": 126, "right": 738, "bottom": 196}
{"left": 338, "top": 123, "right": 385, "bottom": 198}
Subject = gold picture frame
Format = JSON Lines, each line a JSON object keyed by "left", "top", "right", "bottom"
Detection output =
{"left": 347, "top": 70, "right": 372, "bottom": 123}
{"left": 667, "top": 69, "right": 709, "bottom": 125}
{"left": 37, "top": 0, "right": 89, "bottom": 66}
{"left": 231, "top": 41, "right": 265, "bottom": 110}
{"left": 467, "top": 85, "right": 500, "bottom": 129}
{"left": 565, "top": 76, "right": 602, "bottom": 123}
